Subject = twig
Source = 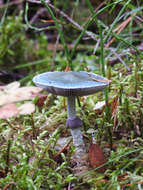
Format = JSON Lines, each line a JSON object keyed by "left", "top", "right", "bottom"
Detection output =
{"left": 107, "top": 44, "right": 143, "bottom": 66}
{"left": 93, "top": 39, "right": 100, "bottom": 54}
{"left": 107, "top": 53, "right": 126, "bottom": 66}
{"left": 88, "top": 74, "right": 112, "bottom": 84}
{"left": 68, "top": 182, "right": 71, "bottom": 190}
{"left": 29, "top": 8, "right": 47, "bottom": 24}
{"left": 27, "top": 0, "right": 98, "bottom": 41}
{"left": 27, "top": 0, "right": 49, "bottom": 3}
{"left": 47, "top": 43, "right": 94, "bottom": 51}
{"left": 105, "top": 14, "right": 136, "bottom": 48}
{"left": 7, "top": 7, "right": 52, "bottom": 51}
{"left": 94, "top": 0, "right": 108, "bottom": 13}
{"left": 51, "top": 33, "right": 60, "bottom": 70}
{"left": 110, "top": 49, "right": 130, "bottom": 71}
{"left": 3, "top": 182, "right": 16, "bottom": 190}
{"left": 0, "top": 0, "right": 22, "bottom": 8}
{"left": 54, "top": 139, "right": 72, "bottom": 159}
{"left": 25, "top": 2, "right": 55, "bottom": 31}
{"left": 135, "top": 15, "right": 143, "bottom": 22}
{"left": 0, "top": 0, "right": 10, "bottom": 26}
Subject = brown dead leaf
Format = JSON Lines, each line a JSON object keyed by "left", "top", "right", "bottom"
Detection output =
{"left": 112, "top": 96, "right": 119, "bottom": 115}
{"left": 5, "top": 81, "right": 20, "bottom": 92}
{"left": 89, "top": 143, "right": 106, "bottom": 172}
{"left": 19, "top": 86, "right": 42, "bottom": 94}
{"left": 96, "top": 179, "right": 108, "bottom": 183}
{"left": 18, "top": 102, "right": 35, "bottom": 115}
{"left": 0, "top": 103, "right": 19, "bottom": 119}
{"left": 105, "top": 13, "right": 136, "bottom": 48}
{"left": 0, "top": 81, "right": 20, "bottom": 92}
{"left": 64, "top": 66, "right": 70, "bottom": 72}
{"left": 118, "top": 173, "right": 129, "bottom": 181}
{"left": 32, "top": 93, "right": 48, "bottom": 107}
{"left": 3, "top": 182, "right": 16, "bottom": 190}
{"left": 0, "top": 84, "right": 42, "bottom": 106}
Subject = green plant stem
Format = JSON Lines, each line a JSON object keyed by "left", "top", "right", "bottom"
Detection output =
{"left": 0, "top": 0, "right": 10, "bottom": 26}
{"left": 99, "top": 22, "right": 112, "bottom": 150}
{"left": 80, "top": 147, "right": 143, "bottom": 178}
{"left": 85, "top": 0, "right": 112, "bottom": 149}
{"left": 129, "top": 15, "right": 133, "bottom": 45}
{"left": 104, "top": 0, "right": 132, "bottom": 43}
{"left": 112, "top": 32, "right": 143, "bottom": 58}
{"left": 40, "top": 0, "right": 72, "bottom": 70}
{"left": 31, "top": 113, "right": 37, "bottom": 139}
{"left": 119, "top": 83, "right": 123, "bottom": 105}
{"left": 85, "top": 0, "right": 94, "bottom": 13}
{"left": 5, "top": 139, "right": 11, "bottom": 174}
{"left": 71, "top": 0, "right": 123, "bottom": 59}
{"left": 134, "top": 62, "right": 138, "bottom": 97}
{"left": 14, "top": 58, "right": 51, "bottom": 69}
{"left": 99, "top": 24, "right": 105, "bottom": 77}
{"left": 85, "top": 0, "right": 105, "bottom": 75}
{"left": 25, "top": 2, "right": 56, "bottom": 31}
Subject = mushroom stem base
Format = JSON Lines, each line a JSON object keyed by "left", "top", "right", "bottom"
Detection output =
{"left": 70, "top": 127, "right": 86, "bottom": 155}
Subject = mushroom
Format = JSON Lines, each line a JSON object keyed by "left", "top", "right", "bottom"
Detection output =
{"left": 33, "top": 71, "right": 109, "bottom": 164}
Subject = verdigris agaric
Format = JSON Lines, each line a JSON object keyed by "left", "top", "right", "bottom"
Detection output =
{"left": 33, "top": 71, "right": 109, "bottom": 172}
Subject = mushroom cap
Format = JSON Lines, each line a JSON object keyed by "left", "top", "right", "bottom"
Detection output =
{"left": 33, "top": 71, "right": 109, "bottom": 97}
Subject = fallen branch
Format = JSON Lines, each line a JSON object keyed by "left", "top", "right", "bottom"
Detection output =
{"left": 54, "top": 139, "right": 72, "bottom": 159}
{"left": 107, "top": 44, "right": 143, "bottom": 66}
{"left": 3, "top": 182, "right": 16, "bottom": 190}
{"left": 94, "top": 0, "right": 108, "bottom": 13}
{"left": 110, "top": 48, "right": 130, "bottom": 71}
{"left": 0, "top": 0, "right": 23, "bottom": 8}
{"left": 105, "top": 13, "right": 136, "bottom": 48}
{"left": 27, "top": 0, "right": 98, "bottom": 41}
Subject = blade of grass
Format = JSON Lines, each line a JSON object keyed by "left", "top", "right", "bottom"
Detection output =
{"left": 124, "top": 6, "right": 143, "bottom": 18}
{"left": 85, "top": 0, "right": 112, "bottom": 149}
{"left": 13, "top": 59, "right": 51, "bottom": 69}
{"left": 25, "top": 2, "right": 56, "bottom": 31}
{"left": 19, "top": 68, "right": 49, "bottom": 84}
{"left": 105, "top": 13, "right": 136, "bottom": 48}
{"left": 0, "top": 0, "right": 10, "bottom": 26}
{"left": 79, "top": 147, "right": 143, "bottom": 178}
{"left": 70, "top": 0, "right": 123, "bottom": 59}
{"left": 112, "top": 32, "right": 143, "bottom": 58}
{"left": 104, "top": 0, "right": 132, "bottom": 43}
{"left": 99, "top": 20, "right": 113, "bottom": 150}
{"left": 40, "top": 0, "right": 72, "bottom": 70}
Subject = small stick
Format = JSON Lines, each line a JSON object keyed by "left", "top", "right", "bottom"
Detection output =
{"left": 54, "top": 139, "right": 72, "bottom": 159}
{"left": 27, "top": 0, "right": 97, "bottom": 41}
{"left": 0, "top": 0, "right": 22, "bottom": 8}
{"left": 88, "top": 74, "right": 112, "bottom": 84}
{"left": 3, "top": 182, "right": 16, "bottom": 190}
{"left": 105, "top": 13, "right": 136, "bottom": 48}
{"left": 110, "top": 49, "right": 130, "bottom": 71}
{"left": 94, "top": 0, "right": 108, "bottom": 14}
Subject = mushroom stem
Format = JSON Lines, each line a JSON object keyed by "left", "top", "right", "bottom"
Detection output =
{"left": 67, "top": 96, "right": 76, "bottom": 120}
{"left": 67, "top": 96, "right": 86, "bottom": 154}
